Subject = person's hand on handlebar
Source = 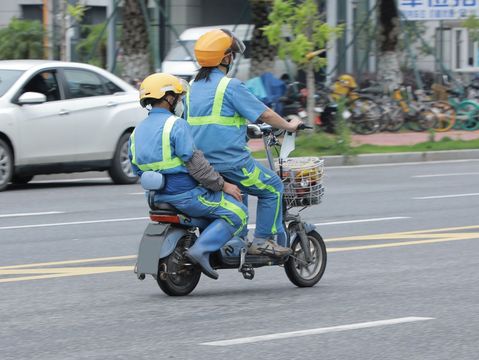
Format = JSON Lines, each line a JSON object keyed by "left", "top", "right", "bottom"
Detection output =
{"left": 285, "top": 117, "right": 304, "bottom": 132}
{"left": 258, "top": 108, "right": 309, "bottom": 133}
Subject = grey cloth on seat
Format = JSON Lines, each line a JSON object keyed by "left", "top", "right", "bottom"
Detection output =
{"left": 185, "top": 150, "right": 224, "bottom": 192}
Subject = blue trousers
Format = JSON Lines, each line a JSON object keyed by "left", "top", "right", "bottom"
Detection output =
{"left": 154, "top": 187, "right": 248, "bottom": 236}
{"left": 221, "top": 157, "right": 285, "bottom": 239}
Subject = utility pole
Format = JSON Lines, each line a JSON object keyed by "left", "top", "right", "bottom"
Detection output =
{"left": 107, "top": 0, "right": 117, "bottom": 72}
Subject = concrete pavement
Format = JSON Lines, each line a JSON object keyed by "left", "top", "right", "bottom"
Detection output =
{"left": 249, "top": 130, "right": 479, "bottom": 166}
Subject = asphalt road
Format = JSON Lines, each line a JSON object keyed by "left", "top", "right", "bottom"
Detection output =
{"left": 1, "top": 159, "right": 478, "bottom": 360}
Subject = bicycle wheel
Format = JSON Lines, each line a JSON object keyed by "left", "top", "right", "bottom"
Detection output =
{"left": 385, "top": 105, "right": 405, "bottom": 132}
{"left": 349, "top": 97, "right": 381, "bottom": 135}
{"left": 456, "top": 100, "right": 479, "bottom": 131}
{"left": 430, "top": 101, "right": 456, "bottom": 132}
{"left": 417, "top": 109, "right": 438, "bottom": 131}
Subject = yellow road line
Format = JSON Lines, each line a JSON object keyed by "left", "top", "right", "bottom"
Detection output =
{"left": 1, "top": 224, "right": 478, "bottom": 283}
{"left": 0, "top": 266, "right": 133, "bottom": 283}
{"left": 0, "top": 255, "right": 136, "bottom": 270}
{"left": 328, "top": 233, "right": 479, "bottom": 252}
{"left": 327, "top": 225, "right": 479, "bottom": 242}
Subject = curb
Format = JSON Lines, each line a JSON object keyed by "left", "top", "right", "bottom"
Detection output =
{"left": 321, "top": 149, "right": 479, "bottom": 166}
{"left": 257, "top": 149, "right": 479, "bottom": 167}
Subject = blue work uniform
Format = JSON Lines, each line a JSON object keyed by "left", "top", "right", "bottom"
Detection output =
{"left": 128, "top": 107, "right": 247, "bottom": 235}
{"left": 186, "top": 69, "right": 285, "bottom": 240}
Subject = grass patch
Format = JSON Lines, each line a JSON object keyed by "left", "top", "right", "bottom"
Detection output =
{"left": 252, "top": 132, "right": 479, "bottom": 158}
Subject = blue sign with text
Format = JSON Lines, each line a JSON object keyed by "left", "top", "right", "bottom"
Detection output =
{"left": 400, "top": 0, "right": 479, "bottom": 20}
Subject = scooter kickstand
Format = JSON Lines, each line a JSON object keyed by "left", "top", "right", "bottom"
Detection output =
{"left": 239, "top": 247, "right": 246, "bottom": 270}
{"left": 238, "top": 247, "right": 255, "bottom": 280}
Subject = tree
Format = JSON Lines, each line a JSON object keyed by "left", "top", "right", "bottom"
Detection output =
{"left": 263, "top": 0, "right": 342, "bottom": 125}
{"left": 377, "top": 0, "right": 402, "bottom": 92}
{"left": 463, "top": 15, "right": 479, "bottom": 43}
{"left": 76, "top": 23, "right": 108, "bottom": 68}
{"left": 0, "top": 18, "right": 44, "bottom": 60}
{"left": 248, "top": 0, "right": 276, "bottom": 77}
{"left": 121, "top": 0, "right": 151, "bottom": 85}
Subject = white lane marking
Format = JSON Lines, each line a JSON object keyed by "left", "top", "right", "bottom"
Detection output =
{"left": 1, "top": 216, "right": 409, "bottom": 231}
{"left": 30, "top": 177, "right": 110, "bottom": 184}
{"left": 412, "top": 172, "right": 479, "bottom": 178}
{"left": 328, "top": 158, "right": 479, "bottom": 169}
{"left": 130, "top": 192, "right": 146, "bottom": 195}
{"left": 413, "top": 193, "right": 479, "bottom": 200}
{"left": 0, "top": 211, "right": 64, "bottom": 219}
{"left": 0, "top": 217, "right": 148, "bottom": 231}
{"left": 200, "top": 317, "right": 434, "bottom": 346}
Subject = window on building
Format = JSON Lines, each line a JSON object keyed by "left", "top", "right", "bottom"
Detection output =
{"left": 21, "top": 5, "right": 43, "bottom": 22}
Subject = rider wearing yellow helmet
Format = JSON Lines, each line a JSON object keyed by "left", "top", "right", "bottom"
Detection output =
{"left": 129, "top": 73, "right": 248, "bottom": 280}
{"left": 185, "top": 29, "right": 303, "bottom": 257}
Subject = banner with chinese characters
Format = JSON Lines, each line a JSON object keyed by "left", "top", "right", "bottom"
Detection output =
{"left": 399, "top": 0, "right": 479, "bottom": 20}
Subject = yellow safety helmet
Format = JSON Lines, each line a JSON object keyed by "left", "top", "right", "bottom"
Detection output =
{"left": 337, "top": 74, "right": 358, "bottom": 89}
{"left": 139, "top": 73, "right": 189, "bottom": 108}
{"left": 194, "top": 28, "right": 246, "bottom": 67}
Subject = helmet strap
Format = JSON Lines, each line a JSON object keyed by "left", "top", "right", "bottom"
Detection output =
{"left": 219, "top": 53, "right": 234, "bottom": 73}
{"left": 164, "top": 95, "right": 179, "bottom": 113}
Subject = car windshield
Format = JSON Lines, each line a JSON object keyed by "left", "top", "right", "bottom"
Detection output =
{"left": 0, "top": 69, "right": 24, "bottom": 97}
{"left": 165, "top": 41, "right": 196, "bottom": 61}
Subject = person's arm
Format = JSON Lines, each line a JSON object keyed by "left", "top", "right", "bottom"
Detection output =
{"left": 174, "top": 119, "right": 242, "bottom": 201}
{"left": 228, "top": 80, "right": 303, "bottom": 131}
{"left": 128, "top": 136, "right": 141, "bottom": 176}
{"left": 258, "top": 108, "right": 302, "bottom": 132}
{"left": 185, "top": 150, "right": 241, "bottom": 201}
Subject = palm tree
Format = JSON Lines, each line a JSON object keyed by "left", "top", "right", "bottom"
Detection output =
{"left": 377, "top": 0, "right": 402, "bottom": 92}
{"left": 0, "top": 18, "right": 44, "bottom": 59}
{"left": 248, "top": 0, "right": 276, "bottom": 77}
{"left": 121, "top": 0, "right": 151, "bottom": 85}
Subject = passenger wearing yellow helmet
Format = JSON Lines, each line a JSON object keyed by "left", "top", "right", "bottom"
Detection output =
{"left": 129, "top": 73, "right": 248, "bottom": 280}
{"left": 186, "top": 28, "right": 303, "bottom": 257}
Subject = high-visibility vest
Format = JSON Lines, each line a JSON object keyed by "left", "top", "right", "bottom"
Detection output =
{"left": 130, "top": 115, "right": 184, "bottom": 171}
{"left": 186, "top": 77, "right": 248, "bottom": 128}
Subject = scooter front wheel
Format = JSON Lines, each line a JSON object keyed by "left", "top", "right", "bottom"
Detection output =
{"left": 284, "top": 230, "right": 327, "bottom": 287}
{"left": 157, "top": 237, "right": 201, "bottom": 296}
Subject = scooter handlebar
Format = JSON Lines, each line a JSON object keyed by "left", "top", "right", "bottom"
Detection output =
{"left": 298, "top": 124, "right": 313, "bottom": 130}
{"left": 286, "top": 123, "right": 312, "bottom": 135}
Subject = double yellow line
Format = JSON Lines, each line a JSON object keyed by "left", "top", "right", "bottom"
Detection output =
{"left": 1, "top": 225, "right": 478, "bottom": 283}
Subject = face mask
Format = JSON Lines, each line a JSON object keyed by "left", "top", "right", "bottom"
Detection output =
{"left": 173, "top": 98, "right": 184, "bottom": 117}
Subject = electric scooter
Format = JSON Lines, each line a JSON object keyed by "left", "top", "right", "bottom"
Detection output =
{"left": 134, "top": 124, "right": 327, "bottom": 296}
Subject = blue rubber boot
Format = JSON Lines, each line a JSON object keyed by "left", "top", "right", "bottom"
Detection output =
{"left": 185, "top": 219, "right": 235, "bottom": 280}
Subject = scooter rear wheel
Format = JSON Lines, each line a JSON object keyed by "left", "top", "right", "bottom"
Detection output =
{"left": 284, "top": 230, "right": 327, "bottom": 287}
{"left": 157, "top": 237, "right": 201, "bottom": 296}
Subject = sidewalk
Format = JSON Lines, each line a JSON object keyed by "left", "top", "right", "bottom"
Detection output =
{"left": 248, "top": 130, "right": 479, "bottom": 151}
{"left": 248, "top": 130, "right": 479, "bottom": 166}
{"left": 351, "top": 130, "right": 479, "bottom": 146}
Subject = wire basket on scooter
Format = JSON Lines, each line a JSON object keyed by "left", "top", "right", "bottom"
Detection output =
{"left": 278, "top": 157, "right": 325, "bottom": 208}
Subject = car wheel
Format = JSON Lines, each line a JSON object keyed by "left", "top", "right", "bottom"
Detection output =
{"left": 108, "top": 132, "right": 138, "bottom": 184}
{"left": 0, "top": 139, "right": 13, "bottom": 191}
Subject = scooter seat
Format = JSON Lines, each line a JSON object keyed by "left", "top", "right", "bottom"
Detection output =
{"left": 149, "top": 202, "right": 182, "bottom": 216}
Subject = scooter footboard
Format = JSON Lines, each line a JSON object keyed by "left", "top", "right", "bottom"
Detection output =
{"left": 136, "top": 223, "right": 188, "bottom": 277}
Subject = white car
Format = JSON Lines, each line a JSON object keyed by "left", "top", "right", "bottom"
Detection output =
{"left": 0, "top": 60, "right": 146, "bottom": 191}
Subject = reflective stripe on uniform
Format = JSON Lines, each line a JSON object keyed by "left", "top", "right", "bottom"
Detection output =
{"left": 197, "top": 193, "right": 247, "bottom": 235}
{"left": 130, "top": 115, "right": 184, "bottom": 171}
{"left": 240, "top": 166, "right": 281, "bottom": 234}
{"left": 187, "top": 77, "right": 248, "bottom": 128}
